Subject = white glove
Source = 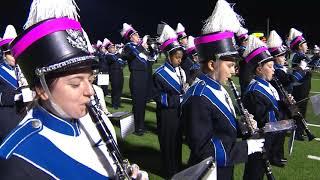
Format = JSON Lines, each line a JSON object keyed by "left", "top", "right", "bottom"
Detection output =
{"left": 299, "top": 60, "right": 309, "bottom": 70}
{"left": 14, "top": 93, "right": 22, "bottom": 101}
{"left": 247, "top": 138, "right": 265, "bottom": 155}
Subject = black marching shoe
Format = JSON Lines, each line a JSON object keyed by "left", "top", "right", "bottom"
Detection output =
{"left": 270, "top": 159, "right": 285, "bottom": 167}
{"left": 294, "top": 134, "right": 305, "bottom": 141}
{"left": 280, "top": 158, "right": 287, "bottom": 163}
{"left": 133, "top": 129, "right": 145, "bottom": 136}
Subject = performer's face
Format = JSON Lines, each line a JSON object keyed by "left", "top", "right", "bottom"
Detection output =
{"left": 180, "top": 37, "right": 188, "bottom": 46}
{"left": 169, "top": 50, "right": 183, "bottom": 67}
{"left": 130, "top": 33, "right": 140, "bottom": 44}
{"left": 257, "top": 61, "right": 274, "bottom": 81}
{"left": 108, "top": 45, "right": 116, "bottom": 53}
{"left": 300, "top": 43, "right": 308, "bottom": 53}
{"left": 275, "top": 55, "right": 286, "bottom": 65}
{"left": 37, "top": 70, "right": 95, "bottom": 119}
{"left": 4, "top": 52, "right": 16, "bottom": 66}
{"left": 209, "top": 60, "right": 235, "bottom": 84}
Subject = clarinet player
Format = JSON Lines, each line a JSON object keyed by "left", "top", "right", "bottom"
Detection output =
{"left": 0, "top": 0, "right": 148, "bottom": 179}
{"left": 181, "top": 1, "right": 265, "bottom": 179}
{"left": 152, "top": 24, "right": 186, "bottom": 179}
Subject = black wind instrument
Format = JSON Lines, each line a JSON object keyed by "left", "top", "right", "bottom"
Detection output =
{"left": 86, "top": 91, "right": 132, "bottom": 180}
{"left": 228, "top": 78, "right": 275, "bottom": 180}
{"left": 272, "top": 77, "right": 315, "bottom": 141}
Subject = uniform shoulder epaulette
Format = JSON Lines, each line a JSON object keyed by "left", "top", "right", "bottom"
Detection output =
{"left": 154, "top": 65, "right": 165, "bottom": 74}
{"left": 0, "top": 118, "right": 43, "bottom": 159}
{"left": 181, "top": 80, "right": 206, "bottom": 105}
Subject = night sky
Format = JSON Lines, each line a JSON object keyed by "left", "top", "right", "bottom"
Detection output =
{"left": 0, "top": 0, "right": 319, "bottom": 46}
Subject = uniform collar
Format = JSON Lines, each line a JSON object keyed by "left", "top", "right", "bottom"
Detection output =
{"left": 199, "top": 73, "right": 221, "bottom": 90}
{"left": 164, "top": 61, "right": 176, "bottom": 72}
{"left": 274, "top": 63, "right": 283, "bottom": 69}
{"left": 33, "top": 105, "right": 80, "bottom": 136}
{"left": 254, "top": 76, "right": 269, "bottom": 87}
{"left": 1, "top": 61, "right": 14, "bottom": 71}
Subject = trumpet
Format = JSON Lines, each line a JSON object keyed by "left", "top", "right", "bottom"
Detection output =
{"left": 86, "top": 90, "right": 132, "bottom": 180}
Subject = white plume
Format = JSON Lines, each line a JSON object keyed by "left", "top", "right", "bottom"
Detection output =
{"left": 102, "top": 38, "right": 111, "bottom": 47}
{"left": 176, "top": 23, "right": 185, "bottom": 33}
{"left": 243, "top": 35, "right": 267, "bottom": 58}
{"left": 96, "top": 40, "right": 102, "bottom": 47}
{"left": 267, "top": 30, "right": 283, "bottom": 48}
{"left": 120, "top": 23, "right": 134, "bottom": 37}
{"left": 24, "top": 0, "right": 80, "bottom": 29}
{"left": 202, "top": 0, "right": 242, "bottom": 34}
{"left": 236, "top": 27, "right": 248, "bottom": 37}
{"left": 158, "top": 25, "right": 177, "bottom": 44}
{"left": 81, "top": 28, "right": 94, "bottom": 53}
{"left": 2, "top": 25, "right": 17, "bottom": 39}
{"left": 187, "top": 36, "right": 195, "bottom": 49}
{"left": 288, "top": 28, "right": 303, "bottom": 42}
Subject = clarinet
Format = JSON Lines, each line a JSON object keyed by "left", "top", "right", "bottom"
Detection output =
{"left": 177, "top": 66, "right": 188, "bottom": 94}
{"left": 272, "top": 77, "right": 315, "bottom": 141}
{"left": 86, "top": 91, "right": 132, "bottom": 180}
{"left": 228, "top": 78, "right": 275, "bottom": 180}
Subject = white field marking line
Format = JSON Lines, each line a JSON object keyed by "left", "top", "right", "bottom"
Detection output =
{"left": 307, "top": 123, "right": 320, "bottom": 128}
{"left": 314, "top": 138, "right": 320, "bottom": 142}
{"left": 105, "top": 95, "right": 156, "bottom": 105}
{"left": 307, "top": 155, "right": 320, "bottom": 161}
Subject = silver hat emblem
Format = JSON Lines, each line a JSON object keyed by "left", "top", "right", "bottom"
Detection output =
{"left": 66, "top": 29, "right": 89, "bottom": 53}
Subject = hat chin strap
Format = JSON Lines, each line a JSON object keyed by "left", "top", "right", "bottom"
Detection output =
{"left": 39, "top": 74, "right": 70, "bottom": 119}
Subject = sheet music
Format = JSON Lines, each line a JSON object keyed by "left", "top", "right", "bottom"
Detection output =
{"left": 310, "top": 94, "right": 320, "bottom": 115}
{"left": 120, "top": 115, "right": 135, "bottom": 139}
{"left": 97, "top": 73, "right": 109, "bottom": 85}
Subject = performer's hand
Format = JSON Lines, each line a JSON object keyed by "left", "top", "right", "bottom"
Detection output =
{"left": 131, "top": 164, "right": 149, "bottom": 180}
{"left": 247, "top": 138, "right": 265, "bottom": 155}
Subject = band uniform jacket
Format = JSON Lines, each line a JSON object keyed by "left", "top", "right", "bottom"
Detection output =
{"left": 242, "top": 76, "right": 285, "bottom": 179}
{"left": 181, "top": 74, "right": 248, "bottom": 180}
{"left": 0, "top": 105, "right": 117, "bottom": 179}
{"left": 181, "top": 49, "right": 195, "bottom": 85}
{"left": 291, "top": 52, "right": 312, "bottom": 117}
{"left": 153, "top": 61, "right": 186, "bottom": 176}
{"left": 122, "top": 42, "right": 151, "bottom": 131}
{"left": 0, "top": 62, "right": 23, "bottom": 142}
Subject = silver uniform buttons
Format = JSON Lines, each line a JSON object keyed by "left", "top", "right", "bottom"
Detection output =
{"left": 32, "top": 119, "right": 42, "bottom": 129}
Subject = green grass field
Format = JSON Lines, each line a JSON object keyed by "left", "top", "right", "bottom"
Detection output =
{"left": 104, "top": 57, "right": 320, "bottom": 180}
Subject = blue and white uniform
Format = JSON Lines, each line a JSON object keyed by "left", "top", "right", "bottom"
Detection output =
{"left": 181, "top": 74, "right": 248, "bottom": 180}
{"left": 0, "top": 105, "right": 116, "bottom": 179}
{"left": 0, "top": 62, "right": 23, "bottom": 142}
{"left": 152, "top": 61, "right": 186, "bottom": 177}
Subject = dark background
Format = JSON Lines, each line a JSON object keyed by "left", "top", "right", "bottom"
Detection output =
{"left": 0, "top": 0, "right": 319, "bottom": 46}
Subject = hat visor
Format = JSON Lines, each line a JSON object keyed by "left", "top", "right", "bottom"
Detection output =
{"left": 36, "top": 55, "right": 99, "bottom": 76}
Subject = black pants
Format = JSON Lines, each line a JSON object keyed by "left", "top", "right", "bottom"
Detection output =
{"left": 156, "top": 108, "right": 182, "bottom": 178}
{"left": 129, "top": 70, "right": 148, "bottom": 132}
{"left": 243, "top": 133, "right": 275, "bottom": 180}
{"left": 110, "top": 69, "right": 124, "bottom": 108}
{"left": 292, "top": 74, "right": 311, "bottom": 136}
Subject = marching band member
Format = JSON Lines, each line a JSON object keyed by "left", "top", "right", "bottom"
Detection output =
{"left": 185, "top": 35, "right": 201, "bottom": 84}
{"left": 236, "top": 27, "right": 252, "bottom": 97}
{"left": 0, "top": 25, "right": 24, "bottom": 142}
{"left": 176, "top": 23, "right": 194, "bottom": 85}
{"left": 153, "top": 24, "right": 186, "bottom": 178}
{"left": 288, "top": 28, "right": 312, "bottom": 141}
{"left": 267, "top": 30, "right": 296, "bottom": 166}
{"left": 104, "top": 38, "right": 126, "bottom": 109}
{"left": 181, "top": 1, "right": 264, "bottom": 179}
{"left": 96, "top": 38, "right": 110, "bottom": 96}
{"left": 242, "top": 35, "right": 285, "bottom": 179}
{"left": 0, "top": 0, "right": 147, "bottom": 179}
{"left": 121, "top": 23, "right": 155, "bottom": 136}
